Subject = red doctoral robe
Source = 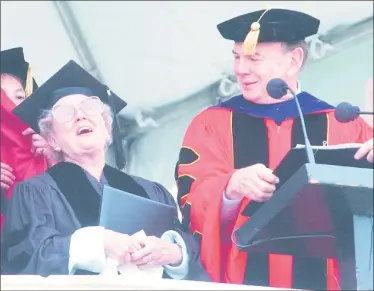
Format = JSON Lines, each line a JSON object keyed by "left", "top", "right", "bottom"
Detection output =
{"left": 175, "top": 92, "right": 373, "bottom": 290}
{"left": 1, "top": 89, "right": 48, "bottom": 229}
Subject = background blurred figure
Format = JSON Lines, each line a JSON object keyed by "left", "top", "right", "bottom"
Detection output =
{"left": 0, "top": 47, "right": 49, "bottom": 229}
{"left": 363, "top": 78, "right": 373, "bottom": 127}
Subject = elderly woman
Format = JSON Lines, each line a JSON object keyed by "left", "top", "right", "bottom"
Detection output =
{"left": 1, "top": 60, "right": 206, "bottom": 280}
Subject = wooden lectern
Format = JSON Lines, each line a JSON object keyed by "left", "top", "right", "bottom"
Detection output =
{"left": 235, "top": 146, "right": 373, "bottom": 290}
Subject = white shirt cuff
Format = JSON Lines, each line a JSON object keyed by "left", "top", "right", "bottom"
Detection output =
{"left": 221, "top": 191, "right": 243, "bottom": 221}
{"left": 68, "top": 226, "right": 107, "bottom": 274}
{"left": 161, "top": 230, "right": 189, "bottom": 280}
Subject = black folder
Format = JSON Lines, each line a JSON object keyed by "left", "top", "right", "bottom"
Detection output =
{"left": 99, "top": 185, "right": 176, "bottom": 238}
{"left": 243, "top": 144, "right": 373, "bottom": 217}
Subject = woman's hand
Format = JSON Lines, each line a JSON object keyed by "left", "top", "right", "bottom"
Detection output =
{"left": 22, "top": 128, "right": 56, "bottom": 164}
{"left": 1, "top": 162, "right": 15, "bottom": 192}
{"left": 103, "top": 229, "right": 142, "bottom": 264}
{"left": 130, "top": 235, "right": 183, "bottom": 269}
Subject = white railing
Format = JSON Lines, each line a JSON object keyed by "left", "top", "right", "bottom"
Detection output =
{"left": 1, "top": 275, "right": 297, "bottom": 290}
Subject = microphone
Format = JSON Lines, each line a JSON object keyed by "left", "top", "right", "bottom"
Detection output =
{"left": 266, "top": 78, "right": 315, "bottom": 164}
{"left": 334, "top": 102, "right": 374, "bottom": 123}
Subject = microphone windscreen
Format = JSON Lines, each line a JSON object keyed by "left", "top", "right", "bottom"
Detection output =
{"left": 266, "top": 78, "right": 288, "bottom": 99}
{"left": 334, "top": 102, "right": 360, "bottom": 123}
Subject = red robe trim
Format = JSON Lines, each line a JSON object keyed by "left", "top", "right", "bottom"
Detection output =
{"left": 1, "top": 89, "right": 48, "bottom": 230}
{"left": 176, "top": 106, "right": 372, "bottom": 290}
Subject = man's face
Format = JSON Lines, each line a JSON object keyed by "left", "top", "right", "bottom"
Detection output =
{"left": 1, "top": 74, "right": 26, "bottom": 106}
{"left": 233, "top": 42, "right": 300, "bottom": 104}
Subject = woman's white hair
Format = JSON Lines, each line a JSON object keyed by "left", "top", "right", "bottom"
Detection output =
{"left": 38, "top": 103, "right": 114, "bottom": 162}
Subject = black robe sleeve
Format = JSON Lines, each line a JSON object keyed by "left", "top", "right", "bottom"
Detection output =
{"left": 131, "top": 176, "right": 211, "bottom": 282}
{"left": 1, "top": 178, "right": 72, "bottom": 276}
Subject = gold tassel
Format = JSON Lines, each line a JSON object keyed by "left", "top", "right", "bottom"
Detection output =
{"left": 25, "top": 64, "right": 33, "bottom": 97}
{"left": 243, "top": 5, "right": 272, "bottom": 55}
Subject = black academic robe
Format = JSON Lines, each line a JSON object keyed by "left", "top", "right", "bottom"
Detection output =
{"left": 1, "top": 162, "right": 209, "bottom": 280}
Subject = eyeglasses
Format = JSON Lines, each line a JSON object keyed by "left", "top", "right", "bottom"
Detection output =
{"left": 52, "top": 96, "right": 104, "bottom": 123}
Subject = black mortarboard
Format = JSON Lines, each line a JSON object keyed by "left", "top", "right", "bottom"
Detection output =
{"left": 217, "top": 7, "right": 320, "bottom": 55}
{"left": 12, "top": 60, "right": 127, "bottom": 169}
{"left": 1, "top": 47, "right": 38, "bottom": 96}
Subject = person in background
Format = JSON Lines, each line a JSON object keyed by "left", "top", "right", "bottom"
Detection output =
{"left": 363, "top": 78, "right": 373, "bottom": 127}
{"left": 1, "top": 60, "right": 206, "bottom": 281}
{"left": 0, "top": 47, "right": 52, "bottom": 229}
{"left": 174, "top": 7, "right": 373, "bottom": 290}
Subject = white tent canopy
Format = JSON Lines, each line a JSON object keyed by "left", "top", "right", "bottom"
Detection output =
{"left": 1, "top": 1, "right": 373, "bottom": 118}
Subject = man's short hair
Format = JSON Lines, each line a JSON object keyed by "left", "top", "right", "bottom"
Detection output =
{"left": 282, "top": 40, "right": 309, "bottom": 68}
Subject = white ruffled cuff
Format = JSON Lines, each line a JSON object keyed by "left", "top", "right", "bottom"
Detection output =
{"left": 68, "top": 226, "right": 107, "bottom": 274}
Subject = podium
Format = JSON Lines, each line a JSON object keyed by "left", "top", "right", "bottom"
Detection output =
{"left": 235, "top": 147, "right": 373, "bottom": 290}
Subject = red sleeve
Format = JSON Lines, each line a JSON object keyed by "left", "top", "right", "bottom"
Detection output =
{"left": 356, "top": 117, "right": 373, "bottom": 142}
{"left": 1, "top": 90, "right": 48, "bottom": 230}
{"left": 327, "top": 112, "right": 373, "bottom": 144}
{"left": 175, "top": 108, "right": 235, "bottom": 282}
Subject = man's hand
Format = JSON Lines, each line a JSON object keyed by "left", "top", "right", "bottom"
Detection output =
{"left": 22, "top": 128, "right": 54, "bottom": 161}
{"left": 225, "top": 163, "right": 279, "bottom": 202}
{"left": 1, "top": 162, "right": 15, "bottom": 192}
{"left": 354, "top": 138, "right": 373, "bottom": 163}
{"left": 103, "top": 229, "right": 142, "bottom": 264}
{"left": 130, "top": 235, "right": 183, "bottom": 269}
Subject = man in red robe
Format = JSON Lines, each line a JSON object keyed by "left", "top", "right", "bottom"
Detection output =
{"left": 174, "top": 8, "right": 373, "bottom": 290}
{"left": 1, "top": 48, "right": 50, "bottom": 229}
